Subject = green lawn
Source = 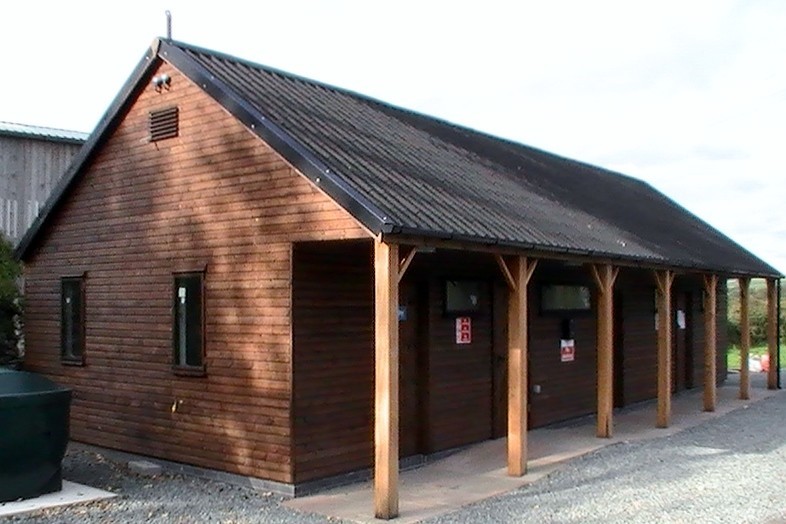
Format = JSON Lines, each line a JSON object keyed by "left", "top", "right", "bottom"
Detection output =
{"left": 726, "top": 344, "right": 785, "bottom": 371}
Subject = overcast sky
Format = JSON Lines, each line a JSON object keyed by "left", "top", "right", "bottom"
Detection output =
{"left": 1, "top": 1, "right": 784, "bottom": 273}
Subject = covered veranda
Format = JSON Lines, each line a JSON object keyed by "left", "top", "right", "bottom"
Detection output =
{"left": 287, "top": 370, "right": 782, "bottom": 523}
{"left": 367, "top": 238, "right": 781, "bottom": 520}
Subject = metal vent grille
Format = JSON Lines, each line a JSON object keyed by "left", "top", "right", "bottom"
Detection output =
{"left": 149, "top": 106, "right": 179, "bottom": 142}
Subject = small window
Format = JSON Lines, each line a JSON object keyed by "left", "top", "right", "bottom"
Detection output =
{"left": 149, "top": 106, "right": 179, "bottom": 142}
{"left": 445, "top": 280, "right": 482, "bottom": 315}
{"left": 61, "top": 277, "right": 85, "bottom": 364}
{"left": 541, "top": 284, "right": 591, "bottom": 314}
{"left": 173, "top": 273, "right": 205, "bottom": 373}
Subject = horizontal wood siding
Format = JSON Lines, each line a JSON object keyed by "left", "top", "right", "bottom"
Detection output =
{"left": 425, "top": 277, "right": 495, "bottom": 451}
{"left": 291, "top": 248, "right": 735, "bottom": 483}
{"left": 528, "top": 264, "right": 597, "bottom": 427}
{"left": 618, "top": 271, "right": 658, "bottom": 405}
{"left": 23, "top": 61, "right": 368, "bottom": 484}
{"left": 291, "top": 241, "right": 374, "bottom": 483}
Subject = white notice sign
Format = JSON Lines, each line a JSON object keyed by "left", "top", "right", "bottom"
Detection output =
{"left": 560, "top": 339, "right": 575, "bottom": 362}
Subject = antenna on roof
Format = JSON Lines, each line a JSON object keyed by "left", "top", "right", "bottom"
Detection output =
{"left": 165, "top": 10, "right": 172, "bottom": 40}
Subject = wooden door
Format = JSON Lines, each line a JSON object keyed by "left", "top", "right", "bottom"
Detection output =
{"left": 672, "top": 291, "right": 689, "bottom": 391}
{"left": 492, "top": 281, "right": 509, "bottom": 438}
{"left": 683, "top": 292, "right": 695, "bottom": 389}
{"left": 426, "top": 279, "right": 495, "bottom": 452}
{"left": 399, "top": 280, "right": 421, "bottom": 458}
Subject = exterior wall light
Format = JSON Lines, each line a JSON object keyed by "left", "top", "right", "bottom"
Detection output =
{"left": 152, "top": 74, "right": 171, "bottom": 92}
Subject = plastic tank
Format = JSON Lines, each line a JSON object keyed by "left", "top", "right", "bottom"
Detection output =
{"left": 0, "top": 368, "right": 72, "bottom": 502}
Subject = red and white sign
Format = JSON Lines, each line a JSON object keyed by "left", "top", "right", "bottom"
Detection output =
{"left": 455, "top": 317, "right": 472, "bottom": 344}
{"left": 560, "top": 339, "right": 575, "bottom": 362}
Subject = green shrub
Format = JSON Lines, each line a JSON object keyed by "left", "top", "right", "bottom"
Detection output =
{"left": 0, "top": 237, "right": 22, "bottom": 368}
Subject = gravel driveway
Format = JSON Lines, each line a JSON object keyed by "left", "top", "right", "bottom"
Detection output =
{"left": 426, "top": 393, "right": 786, "bottom": 524}
{"left": 3, "top": 392, "right": 786, "bottom": 523}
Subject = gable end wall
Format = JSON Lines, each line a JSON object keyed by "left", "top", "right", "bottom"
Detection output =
{"left": 22, "top": 61, "right": 368, "bottom": 484}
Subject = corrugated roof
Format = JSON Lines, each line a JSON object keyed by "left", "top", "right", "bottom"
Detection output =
{"left": 0, "top": 121, "right": 88, "bottom": 144}
{"left": 15, "top": 39, "right": 781, "bottom": 278}
{"left": 172, "top": 41, "right": 778, "bottom": 277}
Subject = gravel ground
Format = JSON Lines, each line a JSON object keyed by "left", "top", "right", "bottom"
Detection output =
{"left": 3, "top": 392, "right": 786, "bottom": 523}
{"left": 426, "top": 393, "right": 786, "bottom": 524}
{"left": 1, "top": 448, "right": 343, "bottom": 524}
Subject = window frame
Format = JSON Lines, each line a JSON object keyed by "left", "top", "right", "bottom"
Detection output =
{"left": 443, "top": 279, "right": 484, "bottom": 317}
{"left": 60, "top": 275, "right": 86, "bottom": 365}
{"left": 172, "top": 271, "right": 206, "bottom": 376}
{"left": 539, "top": 283, "right": 592, "bottom": 316}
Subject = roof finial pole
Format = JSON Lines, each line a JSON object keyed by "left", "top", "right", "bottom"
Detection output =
{"left": 166, "top": 10, "right": 172, "bottom": 41}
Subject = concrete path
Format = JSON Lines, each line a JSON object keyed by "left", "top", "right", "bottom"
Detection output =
{"left": 286, "top": 373, "right": 781, "bottom": 523}
{"left": 0, "top": 481, "right": 115, "bottom": 518}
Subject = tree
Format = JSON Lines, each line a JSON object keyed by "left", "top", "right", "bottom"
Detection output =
{"left": 0, "top": 236, "right": 22, "bottom": 368}
{"left": 727, "top": 278, "right": 786, "bottom": 349}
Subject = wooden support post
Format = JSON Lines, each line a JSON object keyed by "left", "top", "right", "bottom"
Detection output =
{"left": 739, "top": 277, "right": 751, "bottom": 400}
{"left": 501, "top": 255, "right": 537, "bottom": 476}
{"left": 590, "top": 264, "right": 618, "bottom": 438}
{"left": 767, "top": 278, "right": 778, "bottom": 390}
{"left": 703, "top": 274, "right": 718, "bottom": 412}
{"left": 655, "top": 270, "right": 674, "bottom": 428}
{"left": 374, "top": 239, "right": 399, "bottom": 519}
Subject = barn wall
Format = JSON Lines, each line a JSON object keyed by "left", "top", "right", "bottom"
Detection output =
{"left": 0, "top": 134, "right": 82, "bottom": 240}
{"left": 22, "top": 60, "right": 368, "bottom": 484}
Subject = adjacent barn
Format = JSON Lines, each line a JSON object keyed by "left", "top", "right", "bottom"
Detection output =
{"left": 15, "top": 38, "right": 781, "bottom": 519}
{"left": 0, "top": 122, "right": 87, "bottom": 241}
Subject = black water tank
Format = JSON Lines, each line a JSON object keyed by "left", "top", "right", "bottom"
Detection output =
{"left": 0, "top": 369, "right": 72, "bottom": 502}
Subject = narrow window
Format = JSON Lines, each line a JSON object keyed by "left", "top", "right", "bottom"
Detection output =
{"left": 61, "top": 277, "right": 85, "bottom": 364}
{"left": 173, "top": 273, "right": 205, "bottom": 373}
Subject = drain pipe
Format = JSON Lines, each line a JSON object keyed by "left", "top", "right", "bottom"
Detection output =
{"left": 778, "top": 278, "right": 782, "bottom": 389}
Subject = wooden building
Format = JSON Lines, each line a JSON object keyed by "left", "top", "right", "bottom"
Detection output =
{"left": 16, "top": 39, "right": 781, "bottom": 519}
{"left": 0, "top": 122, "right": 87, "bottom": 241}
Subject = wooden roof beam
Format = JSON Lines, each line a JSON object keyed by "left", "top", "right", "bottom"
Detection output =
{"left": 397, "top": 246, "right": 418, "bottom": 284}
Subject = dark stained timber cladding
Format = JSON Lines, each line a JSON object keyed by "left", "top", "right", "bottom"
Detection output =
{"left": 292, "top": 240, "right": 374, "bottom": 483}
{"left": 22, "top": 60, "right": 368, "bottom": 486}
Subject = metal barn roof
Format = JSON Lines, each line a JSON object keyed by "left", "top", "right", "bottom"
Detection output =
{"left": 0, "top": 121, "right": 88, "bottom": 144}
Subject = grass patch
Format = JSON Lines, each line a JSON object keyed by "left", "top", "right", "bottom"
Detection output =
{"left": 726, "top": 345, "right": 784, "bottom": 370}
